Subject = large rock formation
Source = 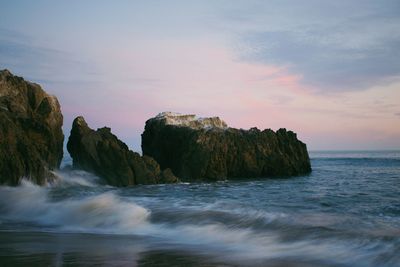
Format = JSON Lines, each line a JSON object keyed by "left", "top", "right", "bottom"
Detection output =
{"left": 142, "top": 112, "right": 311, "bottom": 181}
{"left": 67, "top": 116, "right": 179, "bottom": 186}
{"left": 0, "top": 69, "right": 64, "bottom": 185}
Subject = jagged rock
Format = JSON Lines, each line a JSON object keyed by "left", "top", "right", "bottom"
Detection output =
{"left": 67, "top": 116, "right": 179, "bottom": 186}
{"left": 0, "top": 69, "right": 64, "bottom": 185}
{"left": 142, "top": 112, "right": 311, "bottom": 181}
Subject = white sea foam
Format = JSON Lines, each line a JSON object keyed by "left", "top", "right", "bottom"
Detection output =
{"left": 1, "top": 151, "right": 399, "bottom": 266}
{"left": 0, "top": 168, "right": 397, "bottom": 266}
{"left": 140, "top": 221, "right": 368, "bottom": 265}
{"left": 52, "top": 169, "right": 101, "bottom": 187}
{"left": 0, "top": 180, "right": 150, "bottom": 233}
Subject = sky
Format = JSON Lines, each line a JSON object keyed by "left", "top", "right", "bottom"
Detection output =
{"left": 1, "top": 0, "right": 399, "bottom": 151}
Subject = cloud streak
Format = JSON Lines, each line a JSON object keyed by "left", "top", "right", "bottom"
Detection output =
{"left": 220, "top": 0, "right": 400, "bottom": 92}
{"left": 0, "top": 28, "right": 101, "bottom": 85}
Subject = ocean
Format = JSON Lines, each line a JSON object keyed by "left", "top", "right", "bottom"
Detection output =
{"left": 0, "top": 151, "right": 399, "bottom": 267}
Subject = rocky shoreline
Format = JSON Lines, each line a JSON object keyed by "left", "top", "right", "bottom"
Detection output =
{"left": 0, "top": 70, "right": 311, "bottom": 186}
{"left": 0, "top": 70, "right": 63, "bottom": 185}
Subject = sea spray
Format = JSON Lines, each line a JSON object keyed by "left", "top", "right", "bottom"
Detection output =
{"left": 0, "top": 151, "right": 399, "bottom": 266}
{"left": 53, "top": 169, "right": 100, "bottom": 187}
{"left": 0, "top": 179, "right": 150, "bottom": 233}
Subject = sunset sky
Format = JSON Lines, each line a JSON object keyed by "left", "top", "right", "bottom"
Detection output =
{"left": 1, "top": 0, "right": 399, "bottom": 151}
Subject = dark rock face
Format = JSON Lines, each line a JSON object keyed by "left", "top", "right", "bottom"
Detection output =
{"left": 67, "top": 116, "right": 178, "bottom": 186}
{"left": 142, "top": 112, "right": 311, "bottom": 181}
{"left": 0, "top": 69, "right": 64, "bottom": 185}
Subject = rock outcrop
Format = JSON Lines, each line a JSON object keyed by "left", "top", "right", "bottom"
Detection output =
{"left": 67, "top": 116, "right": 179, "bottom": 186}
{"left": 142, "top": 112, "right": 311, "bottom": 181}
{"left": 0, "top": 69, "right": 64, "bottom": 185}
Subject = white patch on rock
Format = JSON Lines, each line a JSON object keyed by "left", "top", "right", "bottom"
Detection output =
{"left": 153, "top": 112, "right": 228, "bottom": 130}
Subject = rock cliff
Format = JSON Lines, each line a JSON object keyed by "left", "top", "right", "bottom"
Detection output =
{"left": 0, "top": 69, "right": 64, "bottom": 185}
{"left": 142, "top": 112, "right": 311, "bottom": 181}
{"left": 67, "top": 116, "right": 178, "bottom": 186}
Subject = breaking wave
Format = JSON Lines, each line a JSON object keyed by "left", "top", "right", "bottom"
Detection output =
{"left": 0, "top": 152, "right": 399, "bottom": 266}
{"left": 0, "top": 179, "right": 150, "bottom": 233}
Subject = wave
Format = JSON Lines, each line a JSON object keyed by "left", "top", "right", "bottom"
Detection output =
{"left": 310, "top": 151, "right": 400, "bottom": 159}
{"left": 313, "top": 157, "right": 400, "bottom": 162}
{"left": 0, "top": 180, "right": 150, "bottom": 233}
{"left": 1, "top": 167, "right": 399, "bottom": 266}
{"left": 52, "top": 169, "right": 101, "bottom": 187}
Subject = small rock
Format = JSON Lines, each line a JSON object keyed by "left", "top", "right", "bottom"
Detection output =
{"left": 67, "top": 116, "right": 179, "bottom": 186}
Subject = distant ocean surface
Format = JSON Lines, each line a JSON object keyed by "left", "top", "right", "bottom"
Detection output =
{"left": 0, "top": 151, "right": 399, "bottom": 267}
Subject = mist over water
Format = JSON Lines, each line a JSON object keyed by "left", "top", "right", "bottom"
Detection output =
{"left": 0, "top": 151, "right": 399, "bottom": 266}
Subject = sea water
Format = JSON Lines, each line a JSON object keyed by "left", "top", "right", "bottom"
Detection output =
{"left": 0, "top": 151, "right": 399, "bottom": 266}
